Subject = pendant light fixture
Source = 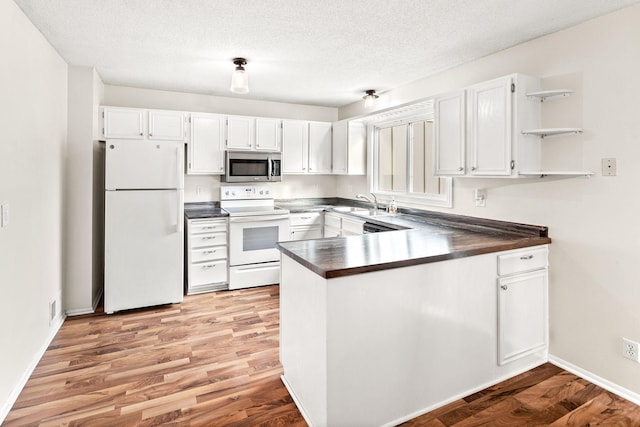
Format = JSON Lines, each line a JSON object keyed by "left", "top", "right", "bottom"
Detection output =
{"left": 363, "top": 89, "right": 379, "bottom": 108}
{"left": 230, "top": 58, "right": 249, "bottom": 94}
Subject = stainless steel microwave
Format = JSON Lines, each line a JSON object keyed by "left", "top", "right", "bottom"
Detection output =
{"left": 222, "top": 151, "right": 282, "bottom": 182}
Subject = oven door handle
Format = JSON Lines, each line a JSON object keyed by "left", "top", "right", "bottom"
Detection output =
{"left": 229, "top": 214, "right": 290, "bottom": 223}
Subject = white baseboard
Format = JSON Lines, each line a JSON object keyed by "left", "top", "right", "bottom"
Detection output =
{"left": 549, "top": 354, "right": 640, "bottom": 406}
{"left": 0, "top": 313, "right": 66, "bottom": 424}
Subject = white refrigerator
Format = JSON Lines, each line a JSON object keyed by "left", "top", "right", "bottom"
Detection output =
{"left": 104, "top": 140, "right": 184, "bottom": 314}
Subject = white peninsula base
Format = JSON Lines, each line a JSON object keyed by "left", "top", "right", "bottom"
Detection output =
{"left": 279, "top": 246, "right": 548, "bottom": 427}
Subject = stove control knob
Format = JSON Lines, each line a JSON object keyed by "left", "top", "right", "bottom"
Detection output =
{"left": 232, "top": 191, "right": 236, "bottom": 196}
{"left": 225, "top": 191, "right": 230, "bottom": 196}
{"left": 259, "top": 190, "right": 264, "bottom": 195}
{"left": 265, "top": 190, "right": 270, "bottom": 195}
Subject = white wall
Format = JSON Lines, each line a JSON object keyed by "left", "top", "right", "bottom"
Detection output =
{"left": 339, "top": 4, "right": 640, "bottom": 396}
{"left": 104, "top": 85, "right": 340, "bottom": 202}
{"left": 66, "top": 66, "right": 105, "bottom": 315}
{"left": 0, "top": 0, "right": 68, "bottom": 420}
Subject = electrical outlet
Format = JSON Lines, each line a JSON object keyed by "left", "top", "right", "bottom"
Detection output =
{"left": 474, "top": 189, "right": 487, "bottom": 207}
{"left": 622, "top": 338, "right": 639, "bottom": 362}
{"left": 602, "top": 158, "right": 617, "bottom": 176}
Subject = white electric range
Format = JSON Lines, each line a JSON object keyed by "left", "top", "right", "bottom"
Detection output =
{"left": 221, "top": 185, "right": 290, "bottom": 290}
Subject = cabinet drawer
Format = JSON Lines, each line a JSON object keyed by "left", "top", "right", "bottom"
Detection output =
{"left": 290, "top": 212, "right": 322, "bottom": 227}
{"left": 190, "top": 220, "right": 227, "bottom": 234}
{"left": 498, "top": 246, "right": 548, "bottom": 276}
{"left": 191, "top": 232, "right": 227, "bottom": 248}
{"left": 189, "top": 259, "right": 227, "bottom": 286}
{"left": 191, "top": 246, "right": 227, "bottom": 262}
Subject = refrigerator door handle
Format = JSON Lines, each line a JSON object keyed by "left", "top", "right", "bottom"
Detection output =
{"left": 177, "top": 189, "right": 183, "bottom": 233}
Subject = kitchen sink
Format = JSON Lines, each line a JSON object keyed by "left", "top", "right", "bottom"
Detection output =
{"left": 332, "top": 206, "right": 369, "bottom": 213}
{"left": 353, "top": 210, "right": 392, "bottom": 218}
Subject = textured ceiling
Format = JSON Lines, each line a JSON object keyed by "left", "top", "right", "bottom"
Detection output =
{"left": 13, "top": 0, "right": 640, "bottom": 107}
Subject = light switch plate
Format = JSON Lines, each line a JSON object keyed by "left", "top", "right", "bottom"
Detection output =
{"left": 602, "top": 158, "right": 617, "bottom": 176}
{"left": 0, "top": 203, "right": 8, "bottom": 228}
{"left": 474, "top": 189, "right": 487, "bottom": 207}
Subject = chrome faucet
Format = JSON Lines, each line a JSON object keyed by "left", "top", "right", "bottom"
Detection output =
{"left": 356, "top": 193, "right": 378, "bottom": 212}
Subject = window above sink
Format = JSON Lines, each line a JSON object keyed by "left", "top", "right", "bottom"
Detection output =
{"left": 361, "top": 100, "right": 453, "bottom": 209}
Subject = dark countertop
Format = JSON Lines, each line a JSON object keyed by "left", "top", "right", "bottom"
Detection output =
{"left": 276, "top": 199, "right": 551, "bottom": 279}
{"left": 184, "top": 202, "right": 228, "bottom": 219}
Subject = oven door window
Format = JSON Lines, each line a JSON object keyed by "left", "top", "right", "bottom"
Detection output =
{"left": 229, "top": 159, "right": 269, "bottom": 177}
{"left": 243, "top": 226, "right": 279, "bottom": 251}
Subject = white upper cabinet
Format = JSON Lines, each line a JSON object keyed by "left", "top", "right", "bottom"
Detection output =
{"left": 101, "top": 107, "right": 187, "bottom": 142}
{"left": 148, "top": 110, "right": 188, "bottom": 141}
{"left": 255, "top": 118, "right": 282, "bottom": 151}
{"left": 282, "top": 120, "right": 309, "bottom": 174}
{"left": 282, "top": 120, "right": 332, "bottom": 174}
{"left": 433, "top": 74, "right": 541, "bottom": 178}
{"left": 308, "top": 121, "right": 332, "bottom": 174}
{"left": 434, "top": 91, "right": 466, "bottom": 176}
{"left": 226, "top": 116, "right": 281, "bottom": 151}
{"left": 332, "top": 119, "right": 366, "bottom": 175}
{"left": 467, "top": 76, "right": 514, "bottom": 176}
{"left": 101, "top": 107, "right": 145, "bottom": 139}
{"left": 187, "top": 113, "right": 226, "bottom": 175}
{"left": 226, "top": 116, "right": 254, "bottom": 150}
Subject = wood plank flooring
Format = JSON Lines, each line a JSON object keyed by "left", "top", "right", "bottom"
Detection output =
{"left": 5, "top": 285, "right": 640, "bottom": 426}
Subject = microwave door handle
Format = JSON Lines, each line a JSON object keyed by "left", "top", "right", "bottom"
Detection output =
{"left": 268, "top": 157, "right": 273, "bottom": 180}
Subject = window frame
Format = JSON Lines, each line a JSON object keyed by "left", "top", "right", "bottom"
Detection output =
{"left": 367, "top": 106, "right": 453, "bottom": 208}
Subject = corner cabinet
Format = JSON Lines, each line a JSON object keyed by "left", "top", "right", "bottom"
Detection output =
{"left": 332, "top": 119, "right": 367, "bottom": 175}
{"left": 187, "top": 113, "right": 226, "bottom": 175}
{"left": 433, "top": 74, "right": 542, "bottom": 177}
{"left": 282, "top": 120, "right": 332, "bottom": 174}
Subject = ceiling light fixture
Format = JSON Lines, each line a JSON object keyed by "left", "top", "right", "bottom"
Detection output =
{"left": 230, "top": 57, "right": 249, "bottom": 94}
{"left": 363, "top": 89, "right": 379, "bottom": 108}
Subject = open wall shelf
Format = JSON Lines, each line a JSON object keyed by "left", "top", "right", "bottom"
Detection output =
{"left": 521, "top": 128, "right": 583, "bottom": 138}
{"left": 519, "top": 171, "right": 594, "bottom": 178}
{"left": 526, "top": 89, "right": 574, "bottom": 102}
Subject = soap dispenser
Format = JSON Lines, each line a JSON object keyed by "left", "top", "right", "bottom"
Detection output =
{"left": 388, "top": 198, "right": 398, "bottom": 214}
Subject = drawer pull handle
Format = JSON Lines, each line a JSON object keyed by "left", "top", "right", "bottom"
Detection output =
{"left": 203, "top": 264, "right": 216, "bottom": 269}
{"left": 520, "top": 255, "right": 534, "bottom": 260}
{"left": 203, "top": 236, "right": 216, "bottom": 240}
{"left": 203, "top": 250, "right": 215, "bottom": 255}
{"left": 501, "top": 285, "right": 508, "bottom": 290}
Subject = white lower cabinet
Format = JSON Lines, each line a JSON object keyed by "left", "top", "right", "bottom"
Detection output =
{"left": 289, "top": 212, "right": 323, "bottom": 241}
{"left": 185, "top": 218, "right": 228, "bottom": 294}
{"left": 497, "top": 246, "right": 548, "bottom": 365}
{"left": 322, "top": 211, "right": 364, "bottom": 237}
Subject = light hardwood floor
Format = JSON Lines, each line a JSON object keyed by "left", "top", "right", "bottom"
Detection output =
{"left": 5, "top": 285, "right": 640, "bottom": 426}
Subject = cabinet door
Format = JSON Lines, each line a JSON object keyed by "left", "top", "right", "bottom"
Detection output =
{"left": 308, "top": 121, "right": 332, "bottom": 174}
{"left": 498, "top": 269, "right": 548, "bottom": 365}
{"left": 332, "top": 120, "right": 367, "bottom": 175}
{"left": 187, "top": 113, "right": 226, "bottom": 175}
{"left": 102, "top": 107, "right": 145, "bottom": 139}
{"left": 255, "top": 118, "right": 281, "bottom": 151}
{"left": 148, "top": 110, "right": 187, "bottom": 141}
{"left": 468, "top": 76, "right": 513, "bottom": 176}
{"left": 282, "top": 120, "right": 309, "bottom": 173}
{"left": 227, "top": 116, "right": 254, "bottom": 150}
{"left": 433, "top": 91, "right": 466, "bottom": 175}
{"left": 332, "top": 120, "right": 348, "bottom": 174}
